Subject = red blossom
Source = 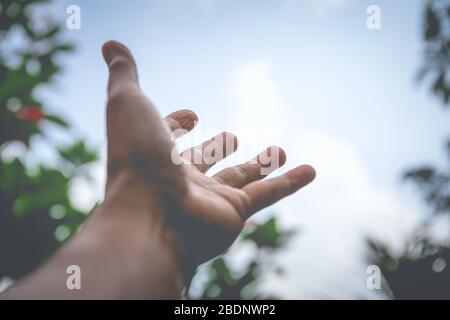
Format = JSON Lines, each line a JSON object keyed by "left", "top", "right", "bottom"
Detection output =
{"left": 16, "top": 106, "right": 44, "bottom": 123}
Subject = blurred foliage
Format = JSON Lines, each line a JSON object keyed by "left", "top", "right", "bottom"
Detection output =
{"left": 368, "top": 233, "right": 450, "bottom": 299}
{"left": 368, "top": 0, "right": 450, "bottom": 299}
{"left": 191, "top": 217, "right": 295, "bottom": 300}
{"left": 418, "top": 0, "right": 450, "bottom": 105}
{"left": 0, "top": 0, "right": 97, "bottom": 279}
{"left": 368, "top": 139, "right": 450, "bottom": 299}
{"left": 403, "top": 140, "right": 450, "bottom": 215}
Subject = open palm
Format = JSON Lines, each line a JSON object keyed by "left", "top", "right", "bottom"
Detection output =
{"left": 102, "top": 41, "right": 316, "bottom": 272}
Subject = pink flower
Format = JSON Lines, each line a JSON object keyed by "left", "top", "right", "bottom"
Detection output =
{"left": 16, "top": 106, "right": 44, "bottom": 123}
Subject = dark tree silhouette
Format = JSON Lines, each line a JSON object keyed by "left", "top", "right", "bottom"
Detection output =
{"left": 419, "top": 0, "right": 450, "bottom": 104}
{"left": 368, "top": 0, "right": 450, "bottom": 299}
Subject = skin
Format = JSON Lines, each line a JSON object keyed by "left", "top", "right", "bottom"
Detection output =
{"left": 1, "top": 41, "right": 316, "bottom": 299}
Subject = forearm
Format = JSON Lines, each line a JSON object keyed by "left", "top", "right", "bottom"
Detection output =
{"left": 2, "top": 173, "right": 184, "bottom": 299}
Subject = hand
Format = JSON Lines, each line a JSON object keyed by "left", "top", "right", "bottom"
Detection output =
{"left": 1, "top": 40, "right": 316, "bottom": 299}
{"left": 101, "top": 41, "right": 316, "bottom": 275}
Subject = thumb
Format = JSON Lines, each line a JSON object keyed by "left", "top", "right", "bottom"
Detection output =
{"left": 102, "top": 40, "right": 139, "bottom": 94}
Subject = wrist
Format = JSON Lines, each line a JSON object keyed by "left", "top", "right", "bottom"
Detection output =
{"left": 104, "top": 169, "right": 198, "bottom": 284}
{"left": 81, "top": 170, "right": 186, "bottom": 298}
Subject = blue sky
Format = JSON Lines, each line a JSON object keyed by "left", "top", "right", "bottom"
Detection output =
{"left": 30, "top": 0, "right": 450, "bottom": 298}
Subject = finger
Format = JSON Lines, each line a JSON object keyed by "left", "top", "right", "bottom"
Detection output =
{"left": 102, "top": 40, "right": 139, "bottom": 96}
{"left": 213, "top": 146, "right": 286, "bottom": 188}
{"left": 241, "top": 164, "right": 316, "bottom": 220}
{"left": 181, "top": 132, "right": 238, "bottom": 173}
{"left": 164, "top": 109, "right": 198, "bottom": 140}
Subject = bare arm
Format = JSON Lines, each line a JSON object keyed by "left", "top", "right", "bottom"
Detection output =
{"left": 4, "top": 172, "right": 184, "bottom": 299}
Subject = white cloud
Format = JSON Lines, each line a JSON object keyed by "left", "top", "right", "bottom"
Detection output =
{"left": 232, "top": 61, "right": 285, "bottom": 156}
{"left": 229, "top": 62, "right": 422, "bottom": 299}
{"left": 260, "top": 132, "right": 422, "bottom": 299}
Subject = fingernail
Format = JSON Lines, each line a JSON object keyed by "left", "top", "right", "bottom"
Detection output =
{"left": 102, "top": 42, "right": 115, "bottom": 65}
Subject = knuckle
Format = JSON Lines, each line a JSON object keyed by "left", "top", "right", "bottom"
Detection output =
{"left": 109, "top": 56, "right": 135, "bottom": 72}
{"left": 107, "top": 87, "right": 140, "bottom": 110}
{"left": 235, "top": 165, "right": 250, "bottom": 181}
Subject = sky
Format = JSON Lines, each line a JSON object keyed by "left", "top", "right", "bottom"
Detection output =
{"left": 25, "top": 0, "right": 450, "bottom": 298}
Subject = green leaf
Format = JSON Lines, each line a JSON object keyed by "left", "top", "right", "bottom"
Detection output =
{"left": 58, "top": 140, "right": 99, "bottom": 167}
{"left": 242, "top": 217, "right": 295, "bottom": 249}
{"left": 44, "top": 114, "right": 70, "bottom": 128}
